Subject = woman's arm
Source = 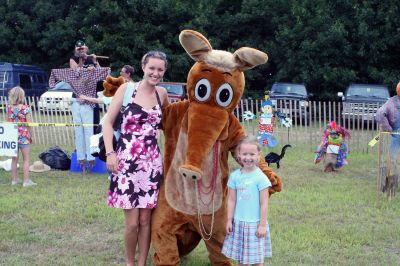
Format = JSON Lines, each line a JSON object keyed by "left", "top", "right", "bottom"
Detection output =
{"left": 103, "top": 83, "right": 127, "bottom": 173}
{"left": 156, "top": 86, "right": 170, "bottom": 108}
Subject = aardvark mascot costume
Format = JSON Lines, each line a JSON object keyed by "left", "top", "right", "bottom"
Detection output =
{"left": 150, "top": 30, "right": 282, "bottom": 265}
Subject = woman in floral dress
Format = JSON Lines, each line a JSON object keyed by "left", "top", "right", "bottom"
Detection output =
{"left": 103, "top": 51, "right": 169, "bottom": 266}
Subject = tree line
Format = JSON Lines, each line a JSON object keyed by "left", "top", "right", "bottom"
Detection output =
{"left": 0, "top": 0, "right": 399, "bottom": 99}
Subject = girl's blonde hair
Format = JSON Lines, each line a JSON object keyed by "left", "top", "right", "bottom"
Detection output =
{"left": 237, "top": 135, "right": 261, "bottom": 152}
{"left": 8, "top": 86, "right": 26, "bottom": 105}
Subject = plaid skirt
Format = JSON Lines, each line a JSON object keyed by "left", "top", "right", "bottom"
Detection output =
{"left": 222, "top": 220, "right": 272, "bottom": 264}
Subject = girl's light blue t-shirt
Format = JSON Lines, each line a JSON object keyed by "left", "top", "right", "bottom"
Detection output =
{"left": 228, "top": 167, "right": 271, "bottom": 223}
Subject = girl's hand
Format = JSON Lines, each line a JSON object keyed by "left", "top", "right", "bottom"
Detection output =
{"left": 106, "top": 153, "right": 118, "bottom": 173}
{"left": 256, "top": 224, "right": 267, "bottom": 238}
{"left": 79, "top": 95, "right": 88, "bottom": 100}
{"left": 226, "top": 220, "right": 233, "bottom": 234}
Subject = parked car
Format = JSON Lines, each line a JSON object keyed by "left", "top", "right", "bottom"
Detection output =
{"left": 268, "top": 82, "right": 311, "bottom": 119}
{"left": 338, "top": 83, "right": 390, "bottom": 121}
{"left": 38, "top": 81, "right": 187, "bottom": 112}
{"left": 38, "top": 81, "right": 73, "bottom": 112}
{"left": 0, "top": 62, "right": 49, "bottom": 103}
{"left": 159, "top": 82, "right": 187, "bottom": 102}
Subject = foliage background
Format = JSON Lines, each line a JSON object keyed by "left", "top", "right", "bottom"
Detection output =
{"left": 0, "top": 0, "right": 400, "bottom": 99}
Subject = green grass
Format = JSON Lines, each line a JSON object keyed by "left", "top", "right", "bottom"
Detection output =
{"left": 0, "top": 144, "right": 399, "bottom": 265}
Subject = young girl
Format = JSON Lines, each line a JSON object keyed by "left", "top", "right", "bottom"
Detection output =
{"left": 222, "top": 135, "right": 272, "bottom": 265}
{"left": 7, "top": 86, "right": 36, "bottom": 187}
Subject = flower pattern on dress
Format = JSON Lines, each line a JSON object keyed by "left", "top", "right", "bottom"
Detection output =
{"left": 108, "top": 88, "right": 163, "bottom": 209}
{"left": 6, "top": 104, "right": 32, "bottom": 144}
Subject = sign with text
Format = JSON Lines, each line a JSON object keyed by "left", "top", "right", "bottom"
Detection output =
{"left": 0, "top": 123, "right": 18, "bottom": 156}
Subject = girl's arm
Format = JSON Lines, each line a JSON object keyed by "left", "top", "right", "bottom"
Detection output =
{"left": 257, "top": 188, "right": 269, "bottom": 238}
{"left": 226, "top": 188, "right": 236, "bottom": 234}
{"left": 25, "top": 112, "right": 33, "bottom": 142}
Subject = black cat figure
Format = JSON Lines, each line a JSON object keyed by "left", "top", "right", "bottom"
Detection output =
{"left": 264, "top": 144, "right": 292, "bottom": 168}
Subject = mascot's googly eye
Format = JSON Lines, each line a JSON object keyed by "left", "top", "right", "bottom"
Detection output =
{"left": 194, "top": 79, "right": 211, "bottom": 102}
{"left": 215, "top": 83, "right": 233, "bottom": 107}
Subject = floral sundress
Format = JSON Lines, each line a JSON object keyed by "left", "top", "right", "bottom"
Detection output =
{"left": 7, "top": 104, "right": 32, "bottom": 144}
{"left": 108, "top": 85, "right": 163, "bottom": 209}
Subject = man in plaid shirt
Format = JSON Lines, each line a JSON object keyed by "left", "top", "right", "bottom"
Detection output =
{"left": 49, "top": 67, "right": 110, "bottom": 173}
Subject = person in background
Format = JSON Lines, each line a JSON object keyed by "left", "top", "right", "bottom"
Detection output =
{"left": 79, "top": 65, "right": 136, "bottom": 106}
{"left": 6, "top": 86, "right": 36, "bottom": 187}
{"left": 69, "top": 40, "right": 100, "bottom": 69}
{"left": 69, "top": 40, "right": 101, "bottom": 173}
{"left": 120, "top": 65, "right": 135, "bottom": 83}
{"left": 103, "top": 51, "right": 169, "bottom": 266}
{"left": 376, "top": 81, "right": 400, "bottom": 162}
{"left": 222, "top": 135, "right": 273, "bottom": 266}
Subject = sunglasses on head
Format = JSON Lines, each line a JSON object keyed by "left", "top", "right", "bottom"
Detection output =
{"left": 144, "top": 51, "right": 167, "bottom": 60}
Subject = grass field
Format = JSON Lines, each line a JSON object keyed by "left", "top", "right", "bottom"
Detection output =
{"left": 0, "top": 144, "right": 399, "bottom": 265}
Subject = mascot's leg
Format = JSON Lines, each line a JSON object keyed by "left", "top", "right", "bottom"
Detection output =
{"left": 152, "top": 194, "right": 201, "bottom": 265}
{"left": 190, "top": 206, "right": 232, "bottom": 266}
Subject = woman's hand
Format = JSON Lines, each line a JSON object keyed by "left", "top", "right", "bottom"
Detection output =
{"left": 106, "top": 153, "right": 118, "bottom": 173}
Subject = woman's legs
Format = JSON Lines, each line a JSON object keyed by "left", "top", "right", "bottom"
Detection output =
{"left": 123, "top": 209, "right": 152, "bottom": 266}
{"left": 124, "top": 209, "right": 140, "bottom": 266}
{"left": 137, "top": 209, "right": 152, "bottom": 266}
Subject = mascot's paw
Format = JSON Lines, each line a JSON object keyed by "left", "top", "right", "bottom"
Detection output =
{"left": 102, "top": 75, "right": 125, "bottom": 97}
{"left": 179, "top": 165, "right": 203, "bottom": 180}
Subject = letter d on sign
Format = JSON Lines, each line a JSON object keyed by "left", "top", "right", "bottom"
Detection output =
{"left": 0, "top": 126, "right": 4, "bottom": 134}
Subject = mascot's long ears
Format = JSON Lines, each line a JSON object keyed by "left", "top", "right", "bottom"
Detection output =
{"left": 179, "top": 29, "right": 268, "bottom": 71}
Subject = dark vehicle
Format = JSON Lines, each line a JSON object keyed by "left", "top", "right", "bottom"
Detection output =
{"left": 269, "top": 82, "right": 311, "bottom": 119}
{"left": 0, "top": 62, "right": 49, "bottom": 100}
{"left": 338, "top": 83, "right": 390, "bottom": 121}
{"left": 159, "top": 82, "right": 186, "bottom": 102}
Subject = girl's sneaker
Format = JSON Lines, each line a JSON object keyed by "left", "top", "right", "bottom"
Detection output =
{"left": 23, "top": 179, "right": 37, "bottom": 187}
{"left": 11, "top": 179, "right": 22, "bottom": 185}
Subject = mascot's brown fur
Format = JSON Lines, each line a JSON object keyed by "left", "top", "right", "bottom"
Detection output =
{"left": 102, "top": 75, "right": 125, "bottom": 97}
{"left": 152, "top": 30, "right": 282, "bottom": 265}
{"left": 103, "top": 30, "right": 282, "bottom": 265}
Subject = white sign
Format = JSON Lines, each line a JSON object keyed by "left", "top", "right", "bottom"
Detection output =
{"left": 0, "top": 123, "right": 18, "bottom": 156}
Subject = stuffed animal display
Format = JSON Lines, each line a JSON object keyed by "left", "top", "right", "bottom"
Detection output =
{"left": 102, "top": 75, "right": 125, "bottom": 97}
{"left": 314, "top": 121, "right": 351, "bottom": 172}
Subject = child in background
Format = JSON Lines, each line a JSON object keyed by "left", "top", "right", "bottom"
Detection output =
{"left": 222, "top": 135, "right": 272, "bottom": 265}
{"left": 7, "top": 86, "right": 36, "bottom": 187}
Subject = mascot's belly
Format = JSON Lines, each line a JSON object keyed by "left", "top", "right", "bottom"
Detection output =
{"left": 165, "top": 129, "right": 223, "bottom": 215}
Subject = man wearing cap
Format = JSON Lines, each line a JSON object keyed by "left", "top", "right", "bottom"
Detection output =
{"left": 70, "top": 40, "right": 100, "bottom": 69}
{"left": 68, "top": 40, "right": 102, "bottom": 173}
{"left": 377, "top": 81, "right": 400, "bottom": 161}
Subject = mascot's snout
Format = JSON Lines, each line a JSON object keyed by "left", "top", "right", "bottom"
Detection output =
{"left": 179, "top": 103, "right": 229, "bottom": 180}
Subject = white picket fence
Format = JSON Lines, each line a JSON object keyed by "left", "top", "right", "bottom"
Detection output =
{"left": 0, "top": 96, "right": 381, "bottom": 153}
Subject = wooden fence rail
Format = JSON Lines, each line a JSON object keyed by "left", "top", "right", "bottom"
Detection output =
{"left": 0, "top": 96, "right": 382, "bottom": 153}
